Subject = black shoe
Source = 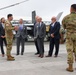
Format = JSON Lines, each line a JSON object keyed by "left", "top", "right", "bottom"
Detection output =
{"left": 21, "top": 53, "right": 23, "bottom": 55}
{"left": 2, "top": 54, "right": 5, "bottom": 57}
{"left": 46, "top": 55, "right": 52, "bottom": 57}
{"left": 40, "top": 54, "right": 44, "bottom": 58}
{"left": 38, "top": 54, "right": 41, "bottom": 57}
{"left": 16, "top": 54, "right": 19, "bottom": 55}
{"left": 54, "top": 55, "right": 58, "bottom": 57}
{"left": 35, "top": 52, "right": 39, "bottom": 55}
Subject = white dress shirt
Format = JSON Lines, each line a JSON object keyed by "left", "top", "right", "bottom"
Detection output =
{"left": 51, "top": 22, "right": 56, "bottom": 27}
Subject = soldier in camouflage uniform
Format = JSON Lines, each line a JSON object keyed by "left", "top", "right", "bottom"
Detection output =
{"left": 62, "top": 4, "right": 76, "bottom": 72}
{"left": 5, "top": 14, "right": 17, "bottom": 61}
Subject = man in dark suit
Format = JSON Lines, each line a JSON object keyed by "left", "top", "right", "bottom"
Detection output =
{"left": 34, "top": 17, "right": 46, "bottom": 58}
{"left": 16, "top": 19, "right": 27, "bottom": 55}
{"left": 0, "top": 17, "right": 7, "bottom": 57}
{"left": 46, "top": 17, "right": 60, "bottom": 57}
{"left": 34, "top": 16, "right": 40, "bottom": 55}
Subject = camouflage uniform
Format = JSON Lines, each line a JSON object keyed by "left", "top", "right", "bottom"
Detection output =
{"left": 5, "top": 20, "right": 15, "bottom": 58}
{"left": 62, "top": 12, "right": 76, "bottom": 65}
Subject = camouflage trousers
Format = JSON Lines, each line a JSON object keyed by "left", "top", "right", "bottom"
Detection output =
{"left": 6, "top": 37, "right": 13, "bottom": 56}
{"left": 66, "top": 33, "right": 76, "bottom": 64}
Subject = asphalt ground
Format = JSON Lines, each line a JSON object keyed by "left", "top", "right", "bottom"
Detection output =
{"left": 0, "top": 42, "right": 76, "bottom": 75}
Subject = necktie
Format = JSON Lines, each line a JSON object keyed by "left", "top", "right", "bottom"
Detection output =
{"left": 38, "top": 23, "right": 40, "bottom": 35}
{"left": 19, "top": 25, "right": 23, "bottom": 30}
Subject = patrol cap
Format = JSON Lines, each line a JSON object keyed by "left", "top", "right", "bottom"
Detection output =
{"left": 71, "top": 4, "right": 76, "bottom": 11}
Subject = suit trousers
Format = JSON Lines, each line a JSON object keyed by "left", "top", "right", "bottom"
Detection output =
{"left": 49, "top": 38, "right": 60, "bottom": 56}
{"left": 0, "top": 38, "right": 7, "bottom": 54}
{"left": 34, "top": 40, "right": 39, "bottom": 53}
{"left": 37, "top": 37, "right": 44, "bottom": 55}
{"left": 16, "top": 36, "right": 25, "bottom": 54}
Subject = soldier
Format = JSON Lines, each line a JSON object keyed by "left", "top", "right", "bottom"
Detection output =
{"left": 5, "top": 14, "right": 18, "bottom": 61}
{"left": 62, "top": 4, "right": 76, "bottom": 72}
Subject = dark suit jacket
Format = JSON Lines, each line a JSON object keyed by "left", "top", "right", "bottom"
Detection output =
{"left": 34, "top": 22, "right": 46, "bottom": 38}
{"left": 16, "top": 25, "right": 27, "bottom": 39}
{"left": 49, "top": 22, "right": 60, "bottom": 39}
{"left": 0, "top": 23, "right": 5, "bottom": 38}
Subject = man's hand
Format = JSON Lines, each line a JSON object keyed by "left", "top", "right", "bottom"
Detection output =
{"left": 14, "top": 26, "right": 19, "bottom": 31}
{"left": 3, "top": 36, "right": 6, "bottom": 38}
{"left": 1, "top": 36, "right": 4, "bottom": 38}
{"left": 51, "top": 34, "right": 54, "bottom": 38}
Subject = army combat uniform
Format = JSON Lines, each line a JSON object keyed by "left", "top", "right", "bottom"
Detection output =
{"left": 5, "top": 20, "right": 15, "bottom": 61}
{"left": 62, "top": 12, "right": 76, "bottom": 71}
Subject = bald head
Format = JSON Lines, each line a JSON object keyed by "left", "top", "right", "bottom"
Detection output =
{"left": 51, "top": 16, "right": 57, "bottom": 23}
{"left": 35, "top": 16, "right": 39, "bottom": 22}
{"left": 35, "top": 16, "right": 39, "bottom": 19}
{"left": 19, "top": 18, "right": 23, "bottom": 24}
{"left": 37, "top": 17, "right": 42, "bottom": 22}
{"left": 39, "top": 17, "right": 42, "bottom": 20}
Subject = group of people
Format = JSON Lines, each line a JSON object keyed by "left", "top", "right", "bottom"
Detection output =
{"left": 34, "top": 16, "right": 60, "bottom": 58}
{"left": 0, "top": 14, "right": 61, "bottom": 60}
{"left": 0, "top": 14, "right": 27, "bottom": 61}
{"left": 35, "top": 4, "right": 76, "bottom": 72}
{"left": 0, "top": 4, "right": 76, "bottom": 72}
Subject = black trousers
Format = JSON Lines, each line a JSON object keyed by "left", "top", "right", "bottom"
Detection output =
{"left": 34, "top": 40, "right": 39, "bottom": 53}
{"left": 37, "top": 37, "right": 44, "bottom": 55}
{"left": 0, "top": 38, "right": 7, "bottom": 54}
{"left": 16, "top": 36, "right": 25, "bottom": 54}
{"left": 48, "top": 38, "right": 60, "bottom": 56}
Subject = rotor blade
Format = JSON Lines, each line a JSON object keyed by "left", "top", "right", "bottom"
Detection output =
{"left": 0, "top": 0, "right": 29, "bottom": 10}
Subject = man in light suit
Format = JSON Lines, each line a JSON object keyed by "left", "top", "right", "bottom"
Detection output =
{"left": 46, "top": 17, "right": 60, "bottom": 57}
{"left": 16, "top": 19, "right": 27, "bottom": 55}
{"left": 34, "top": 17, "right": 46, "bottom": 58}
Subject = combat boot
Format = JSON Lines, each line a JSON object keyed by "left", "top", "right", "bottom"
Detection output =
{"left": 9, "top": 55, "right": 14, "bottom": 58}
{"left": 66, "top": 64, "right": 74, "bottom": 72}
{"left": 7, "top": 56, "right": 15, "bottom": 61}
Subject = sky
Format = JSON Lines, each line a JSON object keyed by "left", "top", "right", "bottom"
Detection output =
{"left": 0, "top": 0, "right": 75, "bottom": 21}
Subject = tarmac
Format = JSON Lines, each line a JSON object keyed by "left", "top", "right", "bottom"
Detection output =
{"left": 0, "top": 42, "right": 76, "bottom": 75}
